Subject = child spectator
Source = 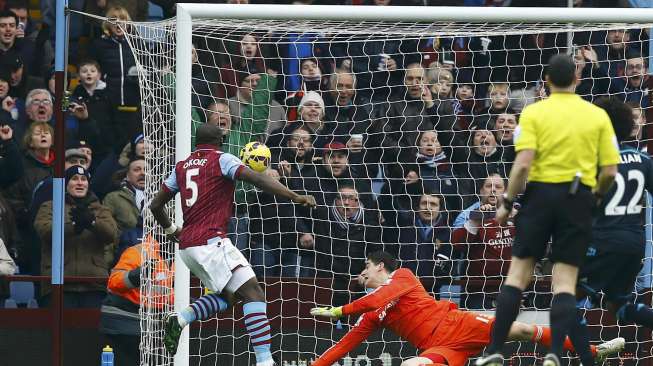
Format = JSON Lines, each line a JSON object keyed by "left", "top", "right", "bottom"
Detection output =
{"left": 70, "top": 58, "right": 117, "bottom": 160}
{"left": 427, "top": 67, "right": 454, "bottom": 100}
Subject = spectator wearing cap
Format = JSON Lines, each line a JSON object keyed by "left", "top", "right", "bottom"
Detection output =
{"left": 267, "top": 91, "right": 330, "bottom": 154}
{"left": 3, "top": 51, "right": 43, "bottom": 99}
{"left": 0, "top": 124, "right": 22, "bottom": 188}
{"left": 228, "top": 64, "right": 286, "bottom": 142}
{"left": 29, "top": 147, "right": 91, "bottom": 225}
{"left": 284, "top": 58, "right": 327, "bottom": 122}
{"left": 0, "top": 9, "right": 35, "bottom": 74}
{"left": 89, "top": 6, "right": 141, "bottom": 146}
{"left": 35, "top": 165, "right": 118, "bottom": 307}
{"left": 103, "top": 158, "right": 145, "bottom": 257}
{"left": 303, "top": 141, "right": 378, "bottom": 210}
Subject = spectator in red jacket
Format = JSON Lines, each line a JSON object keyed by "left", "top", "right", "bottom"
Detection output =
{"left": 452, "top": 200, "right": 517, "bottom": 309}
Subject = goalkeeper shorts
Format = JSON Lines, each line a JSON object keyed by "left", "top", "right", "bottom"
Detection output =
{"left": 179, "top": 237, "right": 255, "bottom": 294}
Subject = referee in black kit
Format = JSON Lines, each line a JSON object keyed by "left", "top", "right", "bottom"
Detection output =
{"left": 475, "top": 54, "right": 621, "bottom": 366}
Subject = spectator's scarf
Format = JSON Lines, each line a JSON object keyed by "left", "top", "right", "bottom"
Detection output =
{"left": 124, "top": 181, "right": 146, "bottom": 214}
{"left": 331, "top": 202, "right": 364, "bottom": 230}
{"left": 416, "top": 151, "right": 449, "bottom": 172}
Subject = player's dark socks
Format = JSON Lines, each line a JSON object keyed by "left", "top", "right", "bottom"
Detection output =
{"left": 486, "top": 285, "right": 523, "bottom": 355}
{"left": 568, "top": 309, "right": 595, "bottom": 366}
{"left": 618, "top": 303, "right": 653, "bottom": 329}
{"left": 550, "top": 293, "right": 577, "bottom": 359}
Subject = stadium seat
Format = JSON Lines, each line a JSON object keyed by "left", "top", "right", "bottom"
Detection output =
{"left": 3, "top": 299, "right": 17, "bottom": 308}
{"left": 8, "top": 281, "right": 38, "bottom": 308}
{"left": 148, "top": 1, "right": 165, "bottom": 22}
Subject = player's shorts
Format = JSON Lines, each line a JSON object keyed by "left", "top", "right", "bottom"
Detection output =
{"left": 512, "top": 182, "right": 594, "bottom": 266}
{"left": 419, "top": 310, "right": 495, "bottom": 366}
{"left": 179, "top": 237, "right": 255, "bottom": 294}
{"left": 578, "top": 248, "right": 642, "bottom": 306}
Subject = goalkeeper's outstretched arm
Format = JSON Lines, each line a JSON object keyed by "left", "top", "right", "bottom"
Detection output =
{"left": 311, "top": 313, "right": 378, "bottom": 366}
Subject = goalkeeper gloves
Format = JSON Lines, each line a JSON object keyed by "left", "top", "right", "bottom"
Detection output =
{"left": 310, "top": 306, "right": 343, "bottom": 319}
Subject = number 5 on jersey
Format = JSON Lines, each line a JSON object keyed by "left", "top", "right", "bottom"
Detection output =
{"left": 186, "top": 168, "right": 200, "bottom": 207}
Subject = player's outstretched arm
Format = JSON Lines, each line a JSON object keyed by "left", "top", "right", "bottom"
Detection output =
{"left": 311, "top": 313, "right": 378, "bottom": 366}
{"left": 150, "top": 189, "right": 182, "bottom": 242}
{"left": 239, "top": 167, "right": 317, "bottom": 208}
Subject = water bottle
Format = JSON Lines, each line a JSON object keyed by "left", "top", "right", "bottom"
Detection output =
{"left": 101, "top": 345, "right": 114, "bottom": 366}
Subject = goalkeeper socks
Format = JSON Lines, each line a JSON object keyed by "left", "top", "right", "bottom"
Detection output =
{"left": 531, "top": 325, "right": 578, "bottom": 354}
{"left": 178, "top": 293, "right": 229, "bottom": 327}
{"left": 618, "top": 303, "right": 653, "bottom": 328}
{"left": 550, "top": 292, "right": 577, "bottom": 358}
{"left": 487, "top": 285, "right": 523, "bottom": 354}
{"left": 243, "top": 302, "right": 273, "bottom": 364}
{"left": 568, "top": 310, "right": 595, "bottom": 366}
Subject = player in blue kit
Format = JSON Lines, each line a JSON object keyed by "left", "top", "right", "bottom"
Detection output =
{"left": 569, "top": 97, "right": 653, "bottom": 366}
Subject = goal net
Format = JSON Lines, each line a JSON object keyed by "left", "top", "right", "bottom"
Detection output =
{"left": 116, "top": 6, "right": 653, "bottom": 366}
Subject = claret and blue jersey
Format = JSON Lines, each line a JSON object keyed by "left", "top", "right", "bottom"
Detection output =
{"left": 592, "top": 144, "right": 653, "bottom": 255}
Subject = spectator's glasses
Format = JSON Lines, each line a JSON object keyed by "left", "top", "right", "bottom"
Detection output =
{"left": 30, "top": 99, "right": 53, "bottom": 106}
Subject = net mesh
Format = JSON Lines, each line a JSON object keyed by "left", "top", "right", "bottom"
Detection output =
{"left": 113, "top": 16, "right": 653, "bottom": 366}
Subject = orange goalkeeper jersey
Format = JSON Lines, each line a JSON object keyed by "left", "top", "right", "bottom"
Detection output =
{"left": 312, "top": 268, "right": 457, "bottom": 366}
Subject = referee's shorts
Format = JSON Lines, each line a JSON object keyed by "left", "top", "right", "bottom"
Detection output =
{"left": 512, "top": 181, "right": 594, "bottom": 266}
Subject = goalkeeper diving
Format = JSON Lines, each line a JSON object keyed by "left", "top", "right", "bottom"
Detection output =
{"left": 310, "top": 251, "right": 624, "bottom": 366}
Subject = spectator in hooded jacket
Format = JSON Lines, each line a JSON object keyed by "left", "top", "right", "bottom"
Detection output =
{"left": 99, "top": 236, "right": 173, "bottom": 365}
{"left": 89, "top": 6, "right": 141, "bottom": 148}
{"left": 35, "top": 165, "right": 118, "bottom": 307}
{"left": 455, "top": 122, "right": 512, "bottom": 182}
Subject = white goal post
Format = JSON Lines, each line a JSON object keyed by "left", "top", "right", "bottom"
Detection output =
{"left": 135, "top": 4, "right": 653, "bottom": 366}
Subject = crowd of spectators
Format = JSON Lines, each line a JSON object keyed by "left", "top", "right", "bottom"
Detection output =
{"left": 0, "top": 0, "right": 649, "bottom": 313}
